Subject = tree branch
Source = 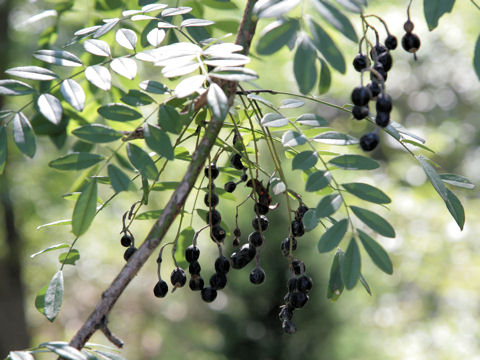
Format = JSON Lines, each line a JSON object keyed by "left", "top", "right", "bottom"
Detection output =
{"left": 69, "top": 0, "right": 259, "bottom": 350}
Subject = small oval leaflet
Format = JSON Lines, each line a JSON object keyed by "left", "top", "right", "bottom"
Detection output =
{"left": 72, "top": 124, "right": 122, "bottom": 143}
{"left": 49, "top": 152, "right": 104, "bottom": 171}
{"left": 33, "top": 49, "right": 83, "bottom": 67}
{"left": 44, "top": 270, "right": 64, "bottom": 322}
{"left": 296, "top": 113, "right": 328, "bottom": 127}
{"left": 318, "top": 218, "right": 349, "bottom": 253}
{"left": 180, "top": 18, "right": 215, "bottom": 27}
{"left": 282, "top": 131, "right": 306, "bottom": 147}
{"left": 261, "top": 113, "right": 288, "bottom": 128}
{"left": 340, "top": 238, "right": 361, "bottom": 289}
{"left": 306, "top": 170, "right": 331, "bottom": 192}
{"left": 314, "top": 131, "right": 359, "bottom": 145}
{"left": 85, "top": 65, "right": 111, "bottom": 91}
{"left": 341, "top": 182, "right": 391, "bottom": 204}
{"left": 72, "top": 180, "right": 98, "bottom": 237}
{"left": 146, "top": 28, "right": 166, "bottom": 47}
{"left": 350, "top": 206, "right": 396, "bottom": 238}
{"left": 110, "top": 57, "right": 137, "bottom": 80}
{"left": 60, "top": 79, "right": 85, "bottom": 111}
{"left": 292, "top": 150, "right": 318, "bottom": 170}
{"left": 115, "top": 28, "right": 137, "bottom": 50}
{"left": 0, "top": 79, "right": 35, "bottom": 96}
{"left": 139, "top": 80, "right": 169, "bottom": 94}
{"left": 316, "top": 193, "right": 342, "bottom": 218}
{"left": 83, "top": 39, "right": 111, "bottom": 57}
{"left": 38, "top": 93, "right": 63, "bottom": 125}
{"left": 329, "top": 154, "right": 379, "bottom": 170}
{"left": 162, "top": 7, "right": 193, "bottom": 16}
{"left": 98, "top": 103, "right": 142, "bottom": 122}
{"left": 5, "top": 66, "right": 58, "bottom": 81}
{"left": 13, "top": 112, "right": 36, "bottom": 158}
{"left": 357, "top": 229, "right": 393, "bottom": 275}
{"left": 93, "top": 18, "right": 119, "bottom": 38}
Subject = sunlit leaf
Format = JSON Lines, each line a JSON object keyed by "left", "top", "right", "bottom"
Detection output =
{"left": 115, "top": 28, "right": 137, "bottom": 50}
{"left": 439, "top": 173, "right": 475, "bottom": 190}
{"left": 36, "top": 219, "right": 71, "bottom": 230}
{"left": 139, "top": 80, "right": 169, "bottom": 94}
{"left": 6, "top": 66, "right": 58, "bottom": 81}
{"left": 175, "top": 75, "right": 205, "bottom": 98}
{"left": 33, "top": 49, "right": 83, "bottom": 67}
{"left": 0, "top": 79, "right": 36, "bottom": 96}
{"left": 181, "top": 18, "right": 214, "bottom": 27}
{"left": 8, "top": 351, "right": 34, "bottom": 360}
{"left": 59, "top": 249, "right": 80, "bottom": 266}
{"left": 282, "top": 130, "right": 306, "bottom": 147}
{"left": 162, "top": 7, "right": 193, "bottom": 16}
{"left": 207, "top": 83, "right": 229, "bottom": 120}
{"left": 296, "top": 113, "right": 328, "bottom": 127}
{"left": 93, "top": 18, "right": 119, "bottom": 38}
{"left": 72, "top": 180, "right": 97, "bottom": 237}
{"left": 306, "top": 170, "right": 331, "bottom": 191}
{"left": 127, "top": 143, "right": 158, "bottom": 180}
{"left": 146, "top": 28, "right": 166, "bottom": 47}
{"left": 316, "top": 194, "right": 342, "bottom": 217}
{"left": 144, "top": 124, "right": 174, "bottom": 160}
{"left": 44, "top": 270, "right": 64, "bottom": 322}
{"left": 83, "top": 39, "right": 111, "bottom": 57}
{"left": 314, "top": 131, "right": 358, "bottom": 145}
{"left": 110, "top": 57, "right": 137, "bottom": 79}
{"left": 255, "top": 0, "right": 301, "bottom": 18}
{"left": 60, "top": 79, "right": 85, "bottom": 111}
{"left": 261, "top": 113, "right": 288, "bottom": 127}
{"left": 85, "top": 65, "right": 111, "bottom": 91}
{"left": 210, "top": 67, "right": 258, "bottom": 82}
{"left": 13, "top": 112, "right": 36, "bottom": 158}
{"left": 38, "top": 94, "right": 63, "bottom": 125}
{"left": 30, "top": 243, "right": 69, "bottom": 258}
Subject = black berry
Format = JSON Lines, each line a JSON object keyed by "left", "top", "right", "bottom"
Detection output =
{"left": 153, "top": 280, "right": 168, "bottom": 298}
{"left": 249, "top": 267, "right": 266, "bottom": 285}
{"left": 376, "top": 93, "right": 393, "bottom": 113}
{"left": 171, "top": 267, "right": 187, "bottom": 288}
{"left": 295, "top": 205, "right": 309, "bottom": 220}
{"left": 375, "top": 112, "right": 390, "bottom": 128}
{"left": 282, "top": 319, "right": 297, "bottom": 334}
{"left": 240, "top": 172, "right": 248, "bottom": 182}
{"left": 291, "top": 220, "right": 305, "bottom": 237}
{"left": 254, "top": 202, "right": 269, "bottom": 215}
{"left": 188, "top": 261, "right": 201, "bottom": 275}
{"left": 204, "top": 192, "right": 219, "bottom": 207}
{"left": 385, "top": 34, "right": 398, "bottom": 50}
{"left": 287, "top": 277, "right": 297, "bottom": 292}
{"left": 281, "top": 237, "right": 297, "bottom": 257}
{"left": 248, "top": 231, "right": 264, "bottom": 247}
{"left": 123, "top": 246, "right": 137, "bottom": 261}
{"left": 233, "top": 228, "right": 241, "bottom": 237}
{"left": 224, "top": 181, "right": 236, "bottom": 193}
{"left": 185, "top": 245, "right": 200, "bottom": 263}
{"left": 252, "top": 215, "right": 269, "bottom": 232}
{"left": 215, "top": 255, "right": 230, "bottom": 274}
{"left": 370, "top": 43, "right": 388, "bottom": 59}
{"left": 206, "top": 209, "right": 221, "bottom": 226}
{"left": 210, "top": 225, "right": 226, "bottom": 242}
{"left": 279, "top": 306, "right": 294, "bottom": 321}
{"left": 120, "top": 234, "right": 133, "bottom": 247}
{"left": 289, "top": 291, "right": 309, "bottom": 308}
{"left": 371, "top": 62, "right": 387, "bottom": 82}
{"left": 292, "top": 259, "right": 306, "bottom": 275}
{"left": 209, "top": 272, "right": 227, "bottom": 290}
{"left": 367, "top": 82, "right": 381, "bottom": 98}
{"left": 189, "top": 277, "right": 204, "bottom": 291}
{"left": 402, "top": 32, "right": 421, "bottom": 53}
{"left": 377, "top": 51, "right": 393, "bottom": 72}
{"left": 230, "top": 153, "right": 245, "bottom": 170}
{"left": 204, "top": 163, "right": 219, "bottom": 179}
{"left": 404, "top": 20, "right": 414, "bottom": 33}
{"left": 296, "top": 274, "right": 313, "bottom": 293}
{"left": 360, "top": 132, "right": 379, "bottom": 151}
{"left": 352, "top": 105, "right": 369, "bottom": 120}
{"left": 351, "top": 86, "right": 371, "bottom": 106}
{"left": 201, "top": 286, "right": 217, "bottom": 302}
{"left": 353, "top": 53, "right": 368, "bottom": 72}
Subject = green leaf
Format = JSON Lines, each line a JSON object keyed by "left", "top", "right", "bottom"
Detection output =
{"left": 13, "top": 112, "right": 36, "bottom": 158}
{"left": 306, "top": 170, "right": 331, "bottom": 192}
{"left": 474, "top": 35, "right": 480, "bottom": 81}
{"left": 282, "top": 130, "right": 306, "bottom": 147}
{"left": 417, "top": 155, "right": 448, "bottom": 201}
{"left": 294, "top": 36, "right": 317, "bottom": 94}
{"left": 359, "top": 273, "right": 372, "bottom": 295}
{"left": 116, "top": 28, "right": 137, "bottom": 50}
{"left": 44, "top": 270, "right": 64, "bottom": 322}
{"left": 38, "top": 93, "right": 63, "bottom": 125}
{"left": 342, "top": 182, "right": 391, "bottom": 204}
{"left": 98, "top": 103, "right": 142, "bottom": 122}
{"left": 127, "top": 143, "right": 158, "bottom": 180}
{"left": 327, "top": 250, "right": 344, "bottom": 301}
{"left": 424, "top": 0, "right": 455, "bottom": 30}
{"left": 72, "top": 124, "right": 122, "bottom": 143}
{"left": 158, "top": 104, "right": 183, "bottom": 134}
{"left": 139, "top": 80, "right": 169, "bottom": 94}
{"left": 0, "top": 126, "right": 6, "bottom": 174}
{"left": 59, "top": 249, "right": 80, "bottom": 266}
{"left": 255, "top": 0, "right": 301, "bottom": 18}
{"left": 329, "top": 154, "right": 379, "bottom": 170}
{"left": 334, "top": 0, "right": 363, "bottom": 13}
{"left": 261, "top": 113, "right": 288, "bottom": 127}
{"left": 144, "top": 124, "right": 174, "bottom": 160}
{"left": 316, "top": 194, "right": 342, "bottom": 217}
{"left": 311, "top": 0, "right": 357, "bottom": 41}
{"left": 33, "top": 49, "right": 83, "bottom": 67}
{"left": 358, "top": 229, "right": 393, "bottom": 274}
{"left": 314, "top": 131, "right": 358, "bottom": 145}
{"left": 36, "top": 219, "right": 71, "bottom": 229}
{"left": 174, "top": 147, "right": 192, "bottom": 161}
{"left": 292, "top": 151, "right": 317, "bottom": 170}
{"left": 49, "top": 153, "right": 104, "bottom": 171}
{"left": 151, "top": 182, "right": 180, "bottom": 191}
{"left": 308, "top": 18, "right": 346, "bottom": 73}
{"left": 5, "top": 66, "right": 58, "bottom": 81}
{"left": 35, "top": 284, "right": 48, "bottom": 316}
{"left": 8, "top": 351, "right": 34, "bottom": 360}
{"left": 318, "top": 218, "right": 348, "bottom": 253}
{"left": 280, "top": 99, "right": 305, "bottom": 109}
{"left": 107, "top": 164, "right": 131, "bottom": 193}
{"left": 401, "top": 139, "right": 435, "bottom": 153}
{"left": 302, "top": 209, "right": 319, "bottom": 232}
{"left": 296, "top": 113, "right": 328, "bottom": 127}
{"left": 93, "top": 18, "right": 120, "bottom": 38}
{"left": 256, "top": 18, "right": 299, "bottom": 55}
{"left": 340, "top": 238, "right": 361, "bottom": 289}
{"left": 350, "top": 206, "right": 395, "bottom": 238}
{"left": 174, "top": 226, "right": 195, "bottom": 269}
{"left": 121, "top": 90, "right": 154, "bottom": 106}
{"left": 318, "top": 58, "right": 331, "bottom": 94}
{"left": 136, "top": 209, "right": 163, "bottom": 220}
{"left": 210, "top": 67, "right": 258, "bottom": 82}
{"left": 445, "top": 188, "right": 465, "bottom": 230}
{"left": 43, "top": 342, "right": 87, "bottom": 360}
{"left": 85, "top": 65, "right": 111, "bottom": 91}
{"left": 60, "top": 79, "right": 85, "bottom": 111}
{"left": 207, "top": 83, "right": 229, "bottom": 120}
{"left": 72, "top": 180, "right": 98, "bottom": 236}
{"left": 30, "top": 243, "right": 69, "bottom": 258}
{"left": 440, "top": 173, "right": 475, "bottom": 190}
{"left": 0, "top": 79, "right": 36, "bottom": 96}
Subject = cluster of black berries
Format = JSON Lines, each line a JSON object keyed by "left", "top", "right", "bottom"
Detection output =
{"left": 402, "top": 20, "right": 421, "bottom": 60}
{"left": 224, "top": 132, "right": 248, "bottom": 193}
{"left": 204, "top": 164, "right": 226, "bottom": 243}
{"left": 121, "top": 231, "right": 137, "bottom": 261}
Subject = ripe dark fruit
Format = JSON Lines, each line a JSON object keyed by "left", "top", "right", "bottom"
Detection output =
{"left": 204, "top": 192, "right": 219, "bottom": 207}
{"left": 240, "top": 173, "right": 248, "bottom": 182}
{"left": 254, "top": 202, "right": 269, "bottom": 215}
{"left": 248, "top": 231, "right": 264, "bottom": 247}
{"left": 171, "top": 267, "right": 187, "bottom": 288}
{"left": 210, "top": 225, "right": 226, "bottom": 242}
{"left": 206, "top": 209, "right": 221, "bottom": 226}
{"left": 377, "top": 52, "right": 393, "bottom": 72}
{"left": 291, "top": 220, "right": 305, "bottom": 237}
{"left": 249, "top": 267, "right": 266, "bottom": 285}
{"left": 282, "top": 319, "right": 297, "bottom": 334}
{"left": 153, "top": 280, "right": 168, "bottom": 298}
{"left": 375, "top": 112, "right": 390, "bottom": 128}
{"left": 215, "top": 255, "right": 230, "bottom": 274}
{"left": 185, "top": 245, "right": 200, "bottom": 263}
{"left": 224, "top": 181, "right": 236, "bottom": 193}
{"left": 233, "top": 228, "right": 241, "bottom": 237}
{"left": 360, "top": 132, "right": 379, "bottom": 151}
{"left": 252, "top": 215, "right": 269, "bottom": 232}
{"left": 287, "top": 277, "right": 297, "bottom": 293}
{"left": 385, "top": 34, "right": 398, "bottom": 50}
{"left": 371, "top": 62, "right": 387, "bottom": 82}
{"left": 201, "top": 286, "right": 217, "bottom": 302}
{"left": 209, "top": 272, "right": 227, "bottom": 290}
{"left": 370, "top": 44, "right": 388, "bottom": 59}
{"left": 353, "top": 53, "right": 368, "bottom": 72}
{"left": 230, "top": 153, "right": 245, "bottom": 170}
{"left": 231, "top": 244, "right": 256, "bottom": 269}
{"left": 351, "top": 86, "right": 371, "bottom": 106}
{"left": 295, "top": 205, "right": 309, "bottom": 220}
{"left": 292, "top": 259, "right": 306, "bottom": 275}
{"left": 376, "top": 93, "right": 393, "bottom": 113}
{"left": 123, "top": 247, "right": 137, "bottom": 261}
{"left": 204, "top": 163, "right": 219, "bottom": 179}
{"left": 402, "top": 32, "right": 421, "bottom": 53}
{"left": 296, "top": 275, "right": 313, "bottom": 293}
{"left": 279, "top": 306, "right": 294, "bottom": 321}
{"left": 188, "top": 261, "right": 201, "bottom": 275}
{"left": 281, "top": 237, "right": 297, "bottom": 257}
{"left": 290, "top": 291, "right": 309, "bottom": 308}
{"left": 367, "top": 82, "right": 381, "bottom": 98}
{"left": 189, "top": 277, "right": 204, "bottom": 291}
{"left": 352, "top": 105, "right": 369, "bottom": 120}
{"left": 120, "top": 234, "right": 133, "bottom": 247}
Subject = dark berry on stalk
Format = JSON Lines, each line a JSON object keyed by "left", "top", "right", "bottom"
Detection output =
{"left": 360, "top": 132, "right": 379, "bottom": 151}
{"left": 201, "top": 286, "right": 217, "bottom": 302}
{"left": 402, "top": 32, "right": 421, "bottom": 53}
{"left": 291, "top": 219, "right": 305, "bottom": 237}
{"left": 185, "top": 245, "right": 200, "bottom": 263}
{"left": 296, "top": 274, "right": 313, "bottom": 293}
{"left": 153, "top": 280, "right": 168, "bottom": 298}
{"left": 254, "top": 202, "right": 269, "bottom": 215}
{"left": 204, "top": 163, "right": 219, "bottom": 179}
{"left": 123, "top": 247, "right": 137, "bottom": 261}
{"left": 248, "top": 231, "right": 264, "bottom": 247}
{"left": 230, "top": 153, "right": 245, "bottom": 170}
{"left": 215, "top": 255, "right": 230, "bottom": 274}
{"left": 295, "top": 205, "right": 309, "bottom": 220}
{"left": 290, "top": 291, "right": 309, "bottom": 308}
{"left": 233, "top": 228, "right": 241, "bottom": 237}
{"left": 352, "top": 105, "right": 369, "bottom": 120}
{"left": 282, "top": 319, "right": 297, "bottom": 334}
{"left": 206, "top": 209, "right": 221, "bottom": 226}
{"left": 121, "top": 234, "right": 133, "bottom": 247}
{"left": 189, "top": 277, "right": 204, "bottom": 291}
{"left": 371, "top": 62, "right": 387, "bottom": 82}
{"left": 404, "top": 20, "right": 414, "bottom": 33}
{"left": 353, "top": 53, "right": 368, "bottom": 72}
{"left": 376, "top": 93, "right": 393, "bottom": 113}
{"left": 241, "top": 243, "right": 257, "bottom": 261}
{"left": 211, "top": 225, "right": 226, "bottom": 242}
{"left": 210, "top": 272, "right": 227, "bottom": 290}
{"left": 287, "top": 277, "right": 298, "bottom": 292}
{"left": 188, "top": 261, "right": 201, "bottom": 275}
{"left": 375, "top": 112, "right": 390, "bottom": 128}
{"left": 204, "top": 192, "right": 219, "bottom": 207}
{"left": 367, "top": 82, "right": 381, "bottom": 98}
{"left": 233, "top": 238, "right": 240, "bottom": 247}
{"left": 252, "top": 215, "right": 269, "bottom": 232}
{"left": 351, "top": 86, "right": 371, "bottom": 106}
{"left": 224, "top": 181, "right": 236, "bottom": 193}
{"left": 370, "top": 43, "right": 388, "bottom": 59}
{"left": 249, "top": 266, "right": 266, "bottom": 285}
{"left": 240, "top": 172, "right": 248, "bottom": 182}
{"left": 292, "top": 259, "right": 306, "bottom": 275}
{"left": 279, "top": 306, "right": 294, "bottom": 321}
{"left": 385, "top": 34, "right": 398, "bottom": 50}
{"left": 171, "top": 267, "right": 187, "bottom": 288}
{"left": 231, "top": 244, "right": 256, "bottom": 269}
{"left": 281, "top": 237, "right": 297, "bottom": 257}
{"left": 377, "top": 52, "right": 393, "bottom": 72}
